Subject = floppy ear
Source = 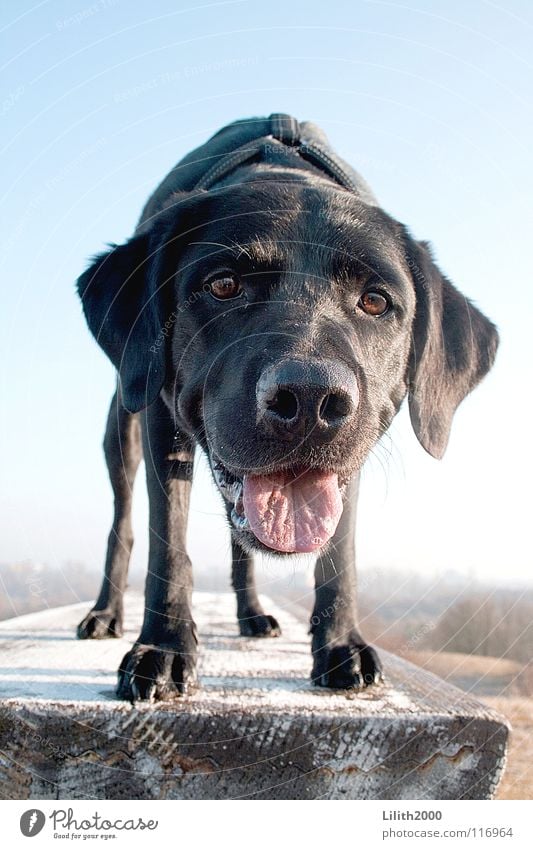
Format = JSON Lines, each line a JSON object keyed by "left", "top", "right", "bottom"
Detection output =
{"left": 77, "top": 232, "right": 169, "bottom": 413}
{"left": 406, "top": 237, "right": 499, "bottom": 459}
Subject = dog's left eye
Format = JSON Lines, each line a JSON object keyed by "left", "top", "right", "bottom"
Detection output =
{"left": 358, "top": 290, "right": 390, "bottom": 316}
{"left": 205, "top": 275, "right": 243, "bottom": 301}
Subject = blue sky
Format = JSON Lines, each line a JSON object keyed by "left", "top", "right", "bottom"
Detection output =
{"left": 1, "top": 0, "right": 531, "bottom": 586}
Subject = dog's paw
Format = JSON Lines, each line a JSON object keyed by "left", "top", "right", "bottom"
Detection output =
{"left": 77, "top": 608, "right": 123, "bottom": 640}
{"left": 312, "top": 637, "right": 382, "bottom": 690}
{"left": 116, "top": 643, "right": 198, "bottom": 703}
{"left": 238, "top": 611, "right": 281, "bottom": 638}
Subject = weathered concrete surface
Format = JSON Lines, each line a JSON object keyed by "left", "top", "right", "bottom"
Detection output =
{"left": 0, "top": 592, "right": 509, "bottom": 800}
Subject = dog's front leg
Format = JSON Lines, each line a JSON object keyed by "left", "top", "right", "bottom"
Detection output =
{"left": 117, "top": 396, "right": 197, "bottom": 702}
{"left": 311, "top": 474, "right": 382, "bottom": 690}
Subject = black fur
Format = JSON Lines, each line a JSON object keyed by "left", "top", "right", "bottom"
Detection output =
{"left": 76, "top": 116, "right": 498, "bottom": 702}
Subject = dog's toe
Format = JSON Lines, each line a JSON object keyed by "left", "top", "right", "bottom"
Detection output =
{"left": 116, "top": 644, "right": 197, "bottom": 703}
{"left": 312, "top": 639, "right": 382, "bottom": 690}
{"left": 238, "top": 612, "right": 281, "bottom": 638}
{"left": 77, "top": 608, "right": 123, "bottom": 640}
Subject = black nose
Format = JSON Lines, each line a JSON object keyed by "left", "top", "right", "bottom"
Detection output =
{"left": 256, "top": 359, "right": 359, "bottom": 439}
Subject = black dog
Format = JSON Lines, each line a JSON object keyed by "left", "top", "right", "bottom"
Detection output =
{"left": 76, "top": 114, "right": 498, "bottom": 702}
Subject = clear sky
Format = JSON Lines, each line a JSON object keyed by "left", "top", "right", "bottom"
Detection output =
{"left": 1, "top": 0, "right": 531, "bottom": 586}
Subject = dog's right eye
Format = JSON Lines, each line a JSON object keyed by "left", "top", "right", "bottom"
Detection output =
{"left": 358, "top": 290, "right": 390, "bottom": 316}
{"left": 204, "top": 275, "right": 243, "bottom": 301}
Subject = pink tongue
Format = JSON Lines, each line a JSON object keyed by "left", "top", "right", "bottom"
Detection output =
{"left": 242, "top": 470, "right": 343, "bottom": 553}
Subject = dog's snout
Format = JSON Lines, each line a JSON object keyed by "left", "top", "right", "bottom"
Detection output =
{"left": 256, "top": 359, "right": 358, "bottom": 438}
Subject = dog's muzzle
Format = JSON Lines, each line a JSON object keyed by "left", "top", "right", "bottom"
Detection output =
{"left": 211, "top": 359, "right": 358, "bottom": 554}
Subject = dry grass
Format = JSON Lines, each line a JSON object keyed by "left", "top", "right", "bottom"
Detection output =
{"left": 403, "top": 650, "right": 525, "bottom": 696}
{"left": 482, "top": 697, "right": 533, "bottom": 800}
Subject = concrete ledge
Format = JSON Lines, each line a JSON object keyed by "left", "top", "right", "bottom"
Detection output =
{"left": 0, "top": 592, "right": 509, "bottom": 800}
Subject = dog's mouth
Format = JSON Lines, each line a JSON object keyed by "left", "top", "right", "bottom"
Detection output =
{"left": 211, "top": 457, "right": 347, "bottom": 554}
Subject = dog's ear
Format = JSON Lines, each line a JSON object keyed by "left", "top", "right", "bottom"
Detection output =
{"left": 405, "top": 237, "right": 498, "bottom": 459}
{"left": 77, "top": 231, "right": 169, "bottom": 413}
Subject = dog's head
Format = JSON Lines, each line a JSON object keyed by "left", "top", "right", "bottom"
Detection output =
{"left": 78, "top": 180, "right": 498, "bottom": 555}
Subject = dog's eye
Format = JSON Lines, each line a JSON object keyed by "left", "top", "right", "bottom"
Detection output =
{"left": 358, "top": 290, "right": 390, "bottom": 316}
{"left": 205, "top": 275, "right": 242, "bottom": 301}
